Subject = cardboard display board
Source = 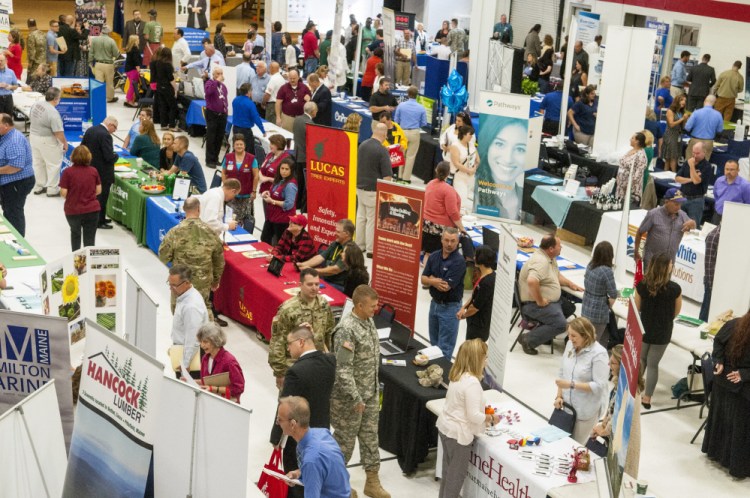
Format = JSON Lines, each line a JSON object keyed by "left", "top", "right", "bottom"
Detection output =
{"left": 370, "top": 181, "right": 425, "bottom": 331}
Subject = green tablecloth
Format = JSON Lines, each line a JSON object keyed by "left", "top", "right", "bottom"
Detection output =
{"left": 0, "top": 215, "right": 45, "bottom": 268}
{"left": 106, "top": 159, "right": 166, "bottom": 245}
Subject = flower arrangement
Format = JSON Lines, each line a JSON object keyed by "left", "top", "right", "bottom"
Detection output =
{"left": 95, "top": 280, "right": 116, "bottom": 307}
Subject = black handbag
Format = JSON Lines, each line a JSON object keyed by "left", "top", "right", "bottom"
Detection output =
{"left": 549, "top": 401, "right": 577, "bottom": 434}
{"left": 586, "top": 436, "right": 609, "bottom": 457}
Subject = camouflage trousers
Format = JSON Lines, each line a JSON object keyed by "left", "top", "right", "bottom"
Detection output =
{"left": 170, "top": 285, "right": 214, "bottom": 321}
{"left": 330, "top": 394, "right": 380, "bottom": 472}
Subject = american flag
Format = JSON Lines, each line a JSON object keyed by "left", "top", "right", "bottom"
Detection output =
{"left": 113, "top": 0, "right": 125, "bottom": 37}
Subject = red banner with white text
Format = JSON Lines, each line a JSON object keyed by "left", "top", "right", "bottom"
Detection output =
{"left": 306, "top": 125, "right": 358, "bottom": 247}
{"left": 370, "top": 181, "right": 424, "bottom": 331}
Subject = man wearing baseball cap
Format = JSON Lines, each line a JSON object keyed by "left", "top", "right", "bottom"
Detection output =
{"left": 268, "top": 214, "right": 317, "bottom": 263}
{"left": 634, "top": 188, "right": 696, "bottom": 269}
{"left": 303, "top": 20, "right": 320, "bottom": 76}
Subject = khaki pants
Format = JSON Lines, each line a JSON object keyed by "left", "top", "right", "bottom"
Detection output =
{"left": 280, "top": 112, "right": 295, "bottom": 133}
{"left": 400, "top": 128, "right": 421, "bottom": 181}
{"left": 573, "top": 130, "right": 594, "bottom": 147}
{"left": 714, "top": 96, "right": 736, "bottom": 122}
{"left": 30, "top": 135, "right": 64, "bottom": 194}
{"left": 48, "top": 61, "right": 57, "bottom": 77}
{"left": 686, "top": 138, "right": 714, "bottom": 162}
{"left": 355, "top": 189, "right": 376, "bottom": 253}
{"left": 395, "top": 60, "right": 412, "bottom": 86}
{"left": 669, "top": 86, "right": 684, "bottom": 99}
{"left": 93, "top": 62, "right": 115, "bottom": 101}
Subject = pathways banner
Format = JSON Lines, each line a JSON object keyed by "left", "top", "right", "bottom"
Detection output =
{"left": 610, "top": 298, "right": 644, "bottom": 495}
{"left": 576, "top": 11, "right": 600, "bottom": 45}
{"left": 0, "top": 311, "right": 73, "bottom": 446}
{"left": 306, "top": 124, "right": 358, "bottom": 247}
{"left": 474, "top": 91, "right": 534, "bottom": 223}
{"left": 63, "top": 321, "right": 162, "bottom": 498}
{"left": 370, "top": 180, "right": 424, "bottom": 331}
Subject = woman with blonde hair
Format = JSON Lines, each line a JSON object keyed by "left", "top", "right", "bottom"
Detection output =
{"left": 123, "top": 35, "right": 142, "bottom": 108}
{"left": 436, "top": 339, "right": 499, "bottom": 497}
{"left": 635, "top": 253, "right": 682, "bottom": 409}
{"left": 342, "top": 113, "right": 362, "bottom": 133}
{"left": 130, "top": 120, "right": 161, "bottom": 168}
{"left": 554, "top": 317, "right": 609, "bottom": 443}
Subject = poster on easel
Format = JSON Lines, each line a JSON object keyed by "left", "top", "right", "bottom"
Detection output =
{"left": 40, "top": 247, "right": 123, "bottom": 367}
{"left": 76, "top": 1, "right": 107, "bottom": 36}
{"left": 370, "top": 180, "right": 424, "bottom": 331}
{"left": 305, "top": 124, "right": 358, "bottom": 247}
{"left": 0, "top": 0, "right": 12, "bottom": 14}
{"left": 474, "top": 90, "right": 533, "bottom": 223}
{"left": 53, "top": 77, "right": 91, "bottom": 131}
{"left": 62, "top": 321, "right": 162, "bottom": 498}
{"left": 176, "top": 0, "right": 210, "bottom": 30}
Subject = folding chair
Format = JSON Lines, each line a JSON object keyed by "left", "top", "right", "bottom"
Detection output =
{"left": 509, "top": 280, "right": 554, "bottom": 354}
{"left": 690, "top": 353, "right": 714, "bottom": 444}
{"left": 133, "top": 75, "right": 155, "bottom": 120}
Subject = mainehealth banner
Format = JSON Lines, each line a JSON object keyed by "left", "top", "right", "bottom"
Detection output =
{"left": 305, "top": 124, "right": 358, "bottom": 247}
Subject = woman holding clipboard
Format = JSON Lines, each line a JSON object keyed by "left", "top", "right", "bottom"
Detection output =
{"left": 197, "top": 323, "right": 245, "bottom": 403}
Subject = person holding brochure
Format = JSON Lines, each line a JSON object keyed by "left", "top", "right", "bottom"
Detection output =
{"left": 196, "top": 323, "right": 245, "bottom": 403}
{"left": 277, "top": 396, "right": 352, "bottom": 497}
{"left": 169, "top": 264, "right": 209, "bottom": 379}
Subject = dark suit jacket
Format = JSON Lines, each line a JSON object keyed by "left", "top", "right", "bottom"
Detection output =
{"left": 687, "top": 63, "right": 717, "bottom": 97}
{"left": 312, "top": 85, "right": 332, "bottom": 126}
{"left": 293, "top": 113, "right": 313, "bottom": 163}
{"left": 269, "top": 350, "right": 336, "bottom": 444}
{"left": 81, "top": 124, "right": 118, "bottom": 184}
{"left": 59, "top": 24, "right": 86, "bottom": 61}
{"left": 123, "top": 20, "right": 146, "bottom": 50}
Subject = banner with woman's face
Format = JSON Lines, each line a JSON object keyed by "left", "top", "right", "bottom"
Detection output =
{"left": 474, "top": 91, "right": 533, "bottom": 222}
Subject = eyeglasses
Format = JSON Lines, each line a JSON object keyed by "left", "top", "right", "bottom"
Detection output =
{"left": 167, "top": 279, "right": 187, "bottom": 289}
{"left": 276, "top": 416, "right": 294, "bottom": 424}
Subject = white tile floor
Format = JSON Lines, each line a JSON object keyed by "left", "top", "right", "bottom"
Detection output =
{"left": 16, "top": 99, "right": 748, "bottom": 496}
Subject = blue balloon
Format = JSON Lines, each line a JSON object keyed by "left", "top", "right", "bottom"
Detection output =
{"left": 441, "top": 69, "right": 469, "bottom": 115}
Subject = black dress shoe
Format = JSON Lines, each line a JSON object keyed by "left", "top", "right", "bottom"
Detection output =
{"left": 214, "top": 316, "right": 228, "bottom": 327}
{"left": 519, "top": 334, "right": 538, "bottom": 355}
{"left": 366, "top": 252, "right": 373, "bottom": 259}
{"left": 98, "top": 223, "right": 113, "bottom": 229}
{"left": 641, "top": 401, "right": 652, "bottom": 410}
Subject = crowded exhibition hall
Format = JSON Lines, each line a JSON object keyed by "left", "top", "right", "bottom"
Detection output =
{"left": 2, "top": 0, "right": 750, "bottom": 497}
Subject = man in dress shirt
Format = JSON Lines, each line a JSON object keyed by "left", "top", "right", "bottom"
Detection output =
{"left": 308, "top": 73, "right": 331, "bottom": 126}
{"left": 249, "top": 60, "right": 270, "bottom": 118}
{"left": 676, "top": 141, "right": 713, "bottom": 227}
{"left": 671, "top": 50, "right": 691, "bottom": 98}
{"left": 263, "top": 61, "right": 285, "bottom": 125}
{"left": 235, "top": 52, "right": 256, "bottom": 91}
{"left": 686, "top": 54, "right": 716, "bottom": 111}
{"left": 517, "top": 235, "right": 583, "bottom": 355}
{"left": 203, "top": 66, "right": 229, "bottom": 168}
{"left": 123, "top": 10, "right": 145, "bottom": 50}
{"left": 169, "top": 264, "right": 209, "bottom": 376}
{"left": 184, "top": 43, "right": 225, "bottom": 72}
{"left": 198, "top": 178, "right": 241, "bottom": 236}
{"left": 277, "top": 396, "right": 351, "bottom": 498}
{"left": 0, "top": 114, "right": 35, "bottom": 236}
{"left": 712, "top": 159, "right": 750, "bottom": 224}
{"left": 393, "top": 86, "right": 427, "bottom": 182}
{"left": 0, "top": 55, "right": 19, "bottom": 116}
{"left": 275, "top": 69, "right": 311, "bottom": 132}
{"left": 172, "top": 28, "right": 192, "bottom": 70}
{"left": 712, "top": 60, "right": 744, "bottom": 121}
{"left": 81, "top": 116, "right": 118, "bottom": 229}
{"left": 685, "top": 95, "right": 723, "bottom": 162}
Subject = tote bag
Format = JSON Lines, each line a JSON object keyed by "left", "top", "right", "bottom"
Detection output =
{"left": 257, "top": 448, "right": 289, "bottom": 498}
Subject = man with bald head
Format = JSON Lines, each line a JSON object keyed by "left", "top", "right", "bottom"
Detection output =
{"left": 204, "top": 66, "right": 229, "bottom": 168}
{"left": 356, "top": 123, "right": 393, "bottom": 257}
{"left": 685, "top": 94, "right": 724, "bottom": 162}
{"left": 275, "top": 69, "right": 311, "bottom": 132}
{"left": 676, "top": 141, "right": 713, "bottom": 227}
{"left": 263, "top": 61, "right": 285, "bottom": 124}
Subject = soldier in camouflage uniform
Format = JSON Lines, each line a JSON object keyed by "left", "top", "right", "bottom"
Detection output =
{"left": 330, "top": 285, "right": 391, "bottom": 498}
{"left": 158, "top": 196, "right": 225, "bottom": 320}
{"left": 269, "top": 268, "right": 335, "bottom": 389}
{"left": 26, "top": 19, "right": 48, "bottom": 80}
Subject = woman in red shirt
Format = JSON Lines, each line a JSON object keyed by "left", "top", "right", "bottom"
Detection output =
{"left": 60, "top": 145, "right": 102, "bottom": 251}
{"left": 258, "top": 133, "right": 290, "bottom": 202}
{"left": 422, "top": 161, "right": 473, "bottom": 261}
{"left": 261, "top": 157, "right": 297, "bottom": 244}
{"left": 4, "top": 30, "right": 23, "bottom": 79}
{"left": 360, "top": 47, "right": 383, "bottom": 101}
{"left": 222, "top": 134, "right": 258, "bottom": 230}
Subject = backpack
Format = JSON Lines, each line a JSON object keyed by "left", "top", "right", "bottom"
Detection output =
{"left": 671, "top": 377, "right": 689, "bottom": 399}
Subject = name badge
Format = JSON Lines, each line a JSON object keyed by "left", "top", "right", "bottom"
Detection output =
{"left": 291, "top": 98, "right": 298, "bottom": 103}
{"left": 227, "top": 161, "right": 234, "bottom": 170}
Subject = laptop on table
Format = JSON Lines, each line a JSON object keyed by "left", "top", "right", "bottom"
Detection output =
{"left": 379, "top": 320, "right": 413, "bottom": 357}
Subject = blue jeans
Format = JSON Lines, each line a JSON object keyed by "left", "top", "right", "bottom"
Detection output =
{"left": 699, "top": 284, "right": 712, "bottom": 322}
{"left": 304, "top": 57, "right": 319, "bottom": 76}
{"left": 682, "top": 197, "right": 705, "bottom": 227}
{"left": 429, "top": 301, "right": 461, "bottom": 359}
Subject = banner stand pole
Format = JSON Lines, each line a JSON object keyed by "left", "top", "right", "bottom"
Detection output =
{"left": 17, "top": 405, "right": 51, "bottom": 498}
{"left": 353, "top": 24, "right": 363, "bottom": 96}
{"left": 186, "top": 390, "right": 200, "bottom": 498}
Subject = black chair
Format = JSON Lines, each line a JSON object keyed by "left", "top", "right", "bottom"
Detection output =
{"left": 539, "top": 144, "right": 563, "bottom": 176}
{"left": 691, "top": 353, "right": 715, "bottom": 444}
{"left": 133, "top": 75, "right": 155, "bottom": 120}
{"left": 509, "top": 280, "right": 554, "bottom": 354}
{"left": 377, "top": 303, "right": 396, "bottom": 324}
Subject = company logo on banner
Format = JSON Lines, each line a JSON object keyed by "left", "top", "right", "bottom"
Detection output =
{"left": 0, "top": 311, "right": 74, "bottom": 445}
{"left": 176, "top": 0, "right": 210, "bottom": 30}
{"left": 576, "top": 11, "right": 600, "bottom": 45}
{"left": 474, "top": 91, "right": 532, "bottom": 222}
{"left": 76, "top": 2, "right": 107, "bottom": 36}
{"left": 609, "top": 299, "right": 644, "bottom": 495}
{"left": 53, "top": 78, "right": 91, "bottom": 131}
{"left": 63, "top": 322, "right": 162, "bottom": 498}
{"left": 306, "top": 125, "right": 357, "bottom": 246}
{"left": 370, "top": 181, "right": 424, "bottom": 331}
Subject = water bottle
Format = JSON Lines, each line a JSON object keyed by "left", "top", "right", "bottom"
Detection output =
{"left": 735, "top": 119, "right": 744, "bottom": 141}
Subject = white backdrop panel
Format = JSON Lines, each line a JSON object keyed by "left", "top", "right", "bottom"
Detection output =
{"left": 125, "top": 269, "right": 159, "bottom": 358}
{"left": 0, "top": 381, "right": 67, "bottom": 498}
{"left": 710, "top": 202, "right": 750, "bottom": 321}
{"left": 154, "top": 378, "right": 252, "bottom": 498}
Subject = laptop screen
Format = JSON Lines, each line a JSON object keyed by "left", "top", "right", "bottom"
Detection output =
{"left": 389, "top": 321, "right": 413, "bottom": 351}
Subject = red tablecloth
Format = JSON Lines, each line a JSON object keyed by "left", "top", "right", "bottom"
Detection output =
{"left": 213, "top": 242, "right": 347, "bottom": 340}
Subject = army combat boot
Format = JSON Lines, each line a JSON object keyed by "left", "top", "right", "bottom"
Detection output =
{"left": 363, "top": 470, "right": 390, "bottom": 498}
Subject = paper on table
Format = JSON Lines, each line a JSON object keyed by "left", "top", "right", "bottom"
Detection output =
{"left": 181, "top": 367, "right": 199, "bottom": 387}
{"left": 418, "top": 345, "right": 444, "bottom": 360}
{"left": 531, "top": 424, "right": 570, "bottom": 442}
{"left": 650, "top": 171, "right": 676, "bottom": 180}
{"left": 377, "top": 327, "right": 391, "bottom": 340}
{"left": 229, "top": 243, "right": 256, "bottom": 252}
{"left": 262, "top": 468, "right": 303, "bottom": 487}
{"left": 556, "top": 257, "right": 579, "bottom": 269}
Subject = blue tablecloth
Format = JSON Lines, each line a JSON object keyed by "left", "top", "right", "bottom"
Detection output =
{"left": 331, "top": 98, "right": 373, "bottom": 141}
{"left": 62, "top": 130, "right": 131, "bottom": 174}
{"left": 531, "top": 185, "right": 590, "bottom": 226}
{"left": 145, "top": 196, "right": 255, "bottom": 254}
